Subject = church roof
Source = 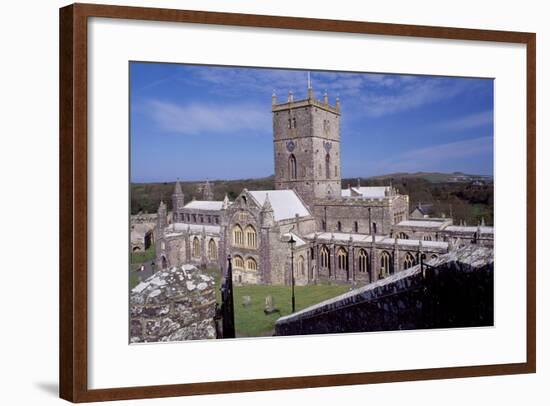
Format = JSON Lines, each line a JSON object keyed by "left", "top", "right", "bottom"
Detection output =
{"left": 341, "top": 186, "right": 390, "bottom": 198}
{"left": 397, "top": 220, "right": 447, "bottom": 228}
{"left": 183, "top": 200, "right": 224, "bottom": 211}
{"left": 248, "top": 190, "right": 311, "bottom": 221}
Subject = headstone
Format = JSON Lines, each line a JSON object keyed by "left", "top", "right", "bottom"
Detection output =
{"left": 242, "top": 295, "right": 251, "bottom": 307}
{"left": 264, "top": 295, "right": 280, "bottom": 315}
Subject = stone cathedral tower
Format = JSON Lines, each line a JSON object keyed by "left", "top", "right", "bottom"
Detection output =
{"left": 272, "top": 81, "right": 342, "bottom": 208}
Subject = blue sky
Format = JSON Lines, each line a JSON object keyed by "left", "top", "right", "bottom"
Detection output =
{"left": 130, "top": 62, "right": 493, "bottom": 183}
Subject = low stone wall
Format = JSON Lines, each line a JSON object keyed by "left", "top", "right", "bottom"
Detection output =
{"left": 275, "top": 245, "right": 493, "bottom": 336}
{"left": 130, "top": 264, "right": 217, "bottom": 342}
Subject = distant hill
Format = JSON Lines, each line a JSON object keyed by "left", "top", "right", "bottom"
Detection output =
{"left": 352, "top": 172, "right": 493, "bottom": 184}
{"left": 131, "top": 172, "right": 493, "bottom": 225}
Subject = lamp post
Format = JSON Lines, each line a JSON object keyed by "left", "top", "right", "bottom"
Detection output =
{"left": 288, "top": 234, "right": 296, "bottom": 313}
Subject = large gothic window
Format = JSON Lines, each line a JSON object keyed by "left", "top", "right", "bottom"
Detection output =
{"left": 397, "top": 232, "right": 409, "bottom": 239}
{"left": 289, "top": 154, "right": 297, "bottom": 180}
{"left": 245, "top": 257, "right": 257, "bottom": 271}
{"left": 208, "top": 239, "right": 217, "bottom": 260}
{"left": 325, "top": 154, "right": 331, "bottom": 178}
{"left": 233, "top": 255, "right": 244, "bottom": 269}
{"left": 232, "top": 224, "right": 244, "bottom": 247}
{"left": 337, "top": 247, "right": 348, "bottom": 271}
{"left": 404, "top": 252, "right": 416, "bottom": 269}
{"left": 245, "top": 225, "right": 257, "bottom": 249}
{"left": 380, "top": 251, "right": 391, "bottom": 278}
{"left": 192, "top": 237, "right": 200, "bottom": 258}
{"left": 358, "top": 249, "right": 369, "bottom": 273}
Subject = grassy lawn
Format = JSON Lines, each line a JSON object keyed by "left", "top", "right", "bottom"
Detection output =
{"left": 233, "top": 284, "right": 350, "bottom": 337}
{"left": 202, "top": 267, "right": 351, "bottom": 337}
{"left": 131, "top": 245, "right": 156, "bottom": 264}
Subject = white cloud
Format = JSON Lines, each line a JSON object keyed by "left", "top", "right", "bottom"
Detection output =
{"left": 376, "top": 136, "right": 493, "bottom": 173}
{"left": 147, "top": 100, "right": 270, "bottom": 136}
{"left": 433, "top": 110, "right": 493, "bottom": 131}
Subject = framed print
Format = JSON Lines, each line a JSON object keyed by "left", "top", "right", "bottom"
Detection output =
{"left": 59, "top": 3, "right": 536, "bottom": 402}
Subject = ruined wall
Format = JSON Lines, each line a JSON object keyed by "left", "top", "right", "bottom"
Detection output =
{"left": 130, "top": 264, "right": 217, "bottom": 342}
{"left": 275, "top": 246, "right": 493, "bottom": 336}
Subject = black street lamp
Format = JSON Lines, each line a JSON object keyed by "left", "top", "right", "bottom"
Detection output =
{"left": 288, "top": 234, "right": 296, "bottom": 313}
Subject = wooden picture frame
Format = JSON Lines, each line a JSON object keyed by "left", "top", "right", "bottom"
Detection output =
{"left": 59, "top": 3, "right": 536, "bottom": 402}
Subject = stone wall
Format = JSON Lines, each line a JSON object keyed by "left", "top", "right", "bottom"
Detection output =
{"left": 275, "top": 245, "right": 493, "bottom": 336}
{"left": 130, "top": 264, "right": 217, "bottom": 342}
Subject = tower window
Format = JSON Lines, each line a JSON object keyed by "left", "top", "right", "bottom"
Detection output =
{"left": 288, "top": 118, "right": 292, "bottom": 129}
{"left": 289, "top": 154, "right": 297, "bottom": 180}
{"left": 354, "top": 221, "right": 359, "bottom": 232}
{"left": 325, "top": 154, "right": 331, "bottom": 179}
{"left": 292, "top": 117, "right": 297, "bottom": 128}
{"left": 337, "top": 221, "right": 342, "bottom": 232}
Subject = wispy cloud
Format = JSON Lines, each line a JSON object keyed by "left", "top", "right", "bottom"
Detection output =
{"left": 432, "top": 110, "right": 493, "bottom": 132}
{"left": 375, "top": 136, "right": 493, "bottom": 173}
{"left": 169, "top": 66, "right": 479, "bottom": 118}
{"left": 147, "top": 100, "right": 270, "bottom": 136}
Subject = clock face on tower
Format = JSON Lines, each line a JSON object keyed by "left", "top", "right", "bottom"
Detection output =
{"left": 286, "top": 140, "right": 296, "bottom": 152}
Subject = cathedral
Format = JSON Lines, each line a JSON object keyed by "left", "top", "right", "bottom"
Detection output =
{"left": 154, "top": 84, "right": 494, "bottom": 286}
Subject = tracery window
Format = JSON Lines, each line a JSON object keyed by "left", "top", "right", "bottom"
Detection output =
{"left": 208, "top": 239, "right": 217, "bottom": 260}
{"left": 245, "top": 257, "right": 257, "bottom": 271}
{"left": 380, "top": 251, "right": 391, "bottom": 278}
{"left": 337, "top": 247, "right": 348, "bottom": 271}
{"left": 358, "top": 249, "right": 369, "bottom": 273}
{"left": 404, "top": 252, "right": 416, "bottom": 269}
{"left": 232, "top": 224, "right": 244, "bottom": 246}
{"left": 245, "top": 225, "right": 257, "bottom": 249}
{"left": 192, "top": 237, "right": 200, "bottom": 258}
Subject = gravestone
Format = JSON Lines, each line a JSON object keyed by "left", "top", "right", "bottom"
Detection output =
{"left": 242, "top": 295, "right": 251, "bottom": 307}
{"left": 264, "top": 295, "right": 280, "bottom": 315}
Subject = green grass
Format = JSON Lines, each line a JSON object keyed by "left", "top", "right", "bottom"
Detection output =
{"left": 130, "top": 245, "right": 156, "bottom": 264}
{"left": 201, "top": 268, "right": 350, "bottom": 337}
{"left": 234, "top": 284, "right": 350, "bottom": 337}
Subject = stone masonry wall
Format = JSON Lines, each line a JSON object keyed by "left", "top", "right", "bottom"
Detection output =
{"left": 275, "top": 245, "right": 493, "bottom": 336}
{"left": 130, "top": 264, "right": 217, "bottom": 342}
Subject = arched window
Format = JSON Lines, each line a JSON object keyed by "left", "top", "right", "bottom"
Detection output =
{"left": 233, "top": 255, "right": 244, "bottom": 269}
{"left": 320, "top": 246, "right": 330, "bottom": 269}
{"left": 337, "top": 247, "right": 348, "bottom": 271}
{"left": 372, "top": 222, "right": 378, "bottom": 234}
{"left": 297, "top": 255, "right": 305, "bottom": 276}
{"left": 245, "top": 225, "right": 257, "bottom": 248}
{"left": 292, "top": 117, "right": 297, "bottom": 128}
{"left": 404, "top": 252, "right": 416, "bottom": 269}
{"left": 380, "top": 251, "right": 391, "bottom": 278}
{"left": 423, "top": 235, "right": 432, "bottom": 241}
{"left": 232, "top": 224, "right": 244, "bottom": 246}
{"left": 208, "top": 239, "right": 217, "bottom": 260}
{"left": 358, "top": 249, "right": 369, "bottom": 273}
{"left": 337, "top": 221, "right": 342, "bottom": 232}
{"left": 397, "top": 232, "right": 409, "bottom": 239}
{"left": 288, "top": 154, "right": 297, "bottom": 180}
{"left": 161, "top": 255, "right": 168, "bottom": 269}
{"left": 192, "top": 237, "right": 200, "bottom": 258}
{"left": 245, "top": 257, "right": 257, "bottom": 271}
{"left": 325, "top": 154, "right": 331, "bottom": 178}
{"left": 354, "top": 221, "right": 359, "bottom": 233}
